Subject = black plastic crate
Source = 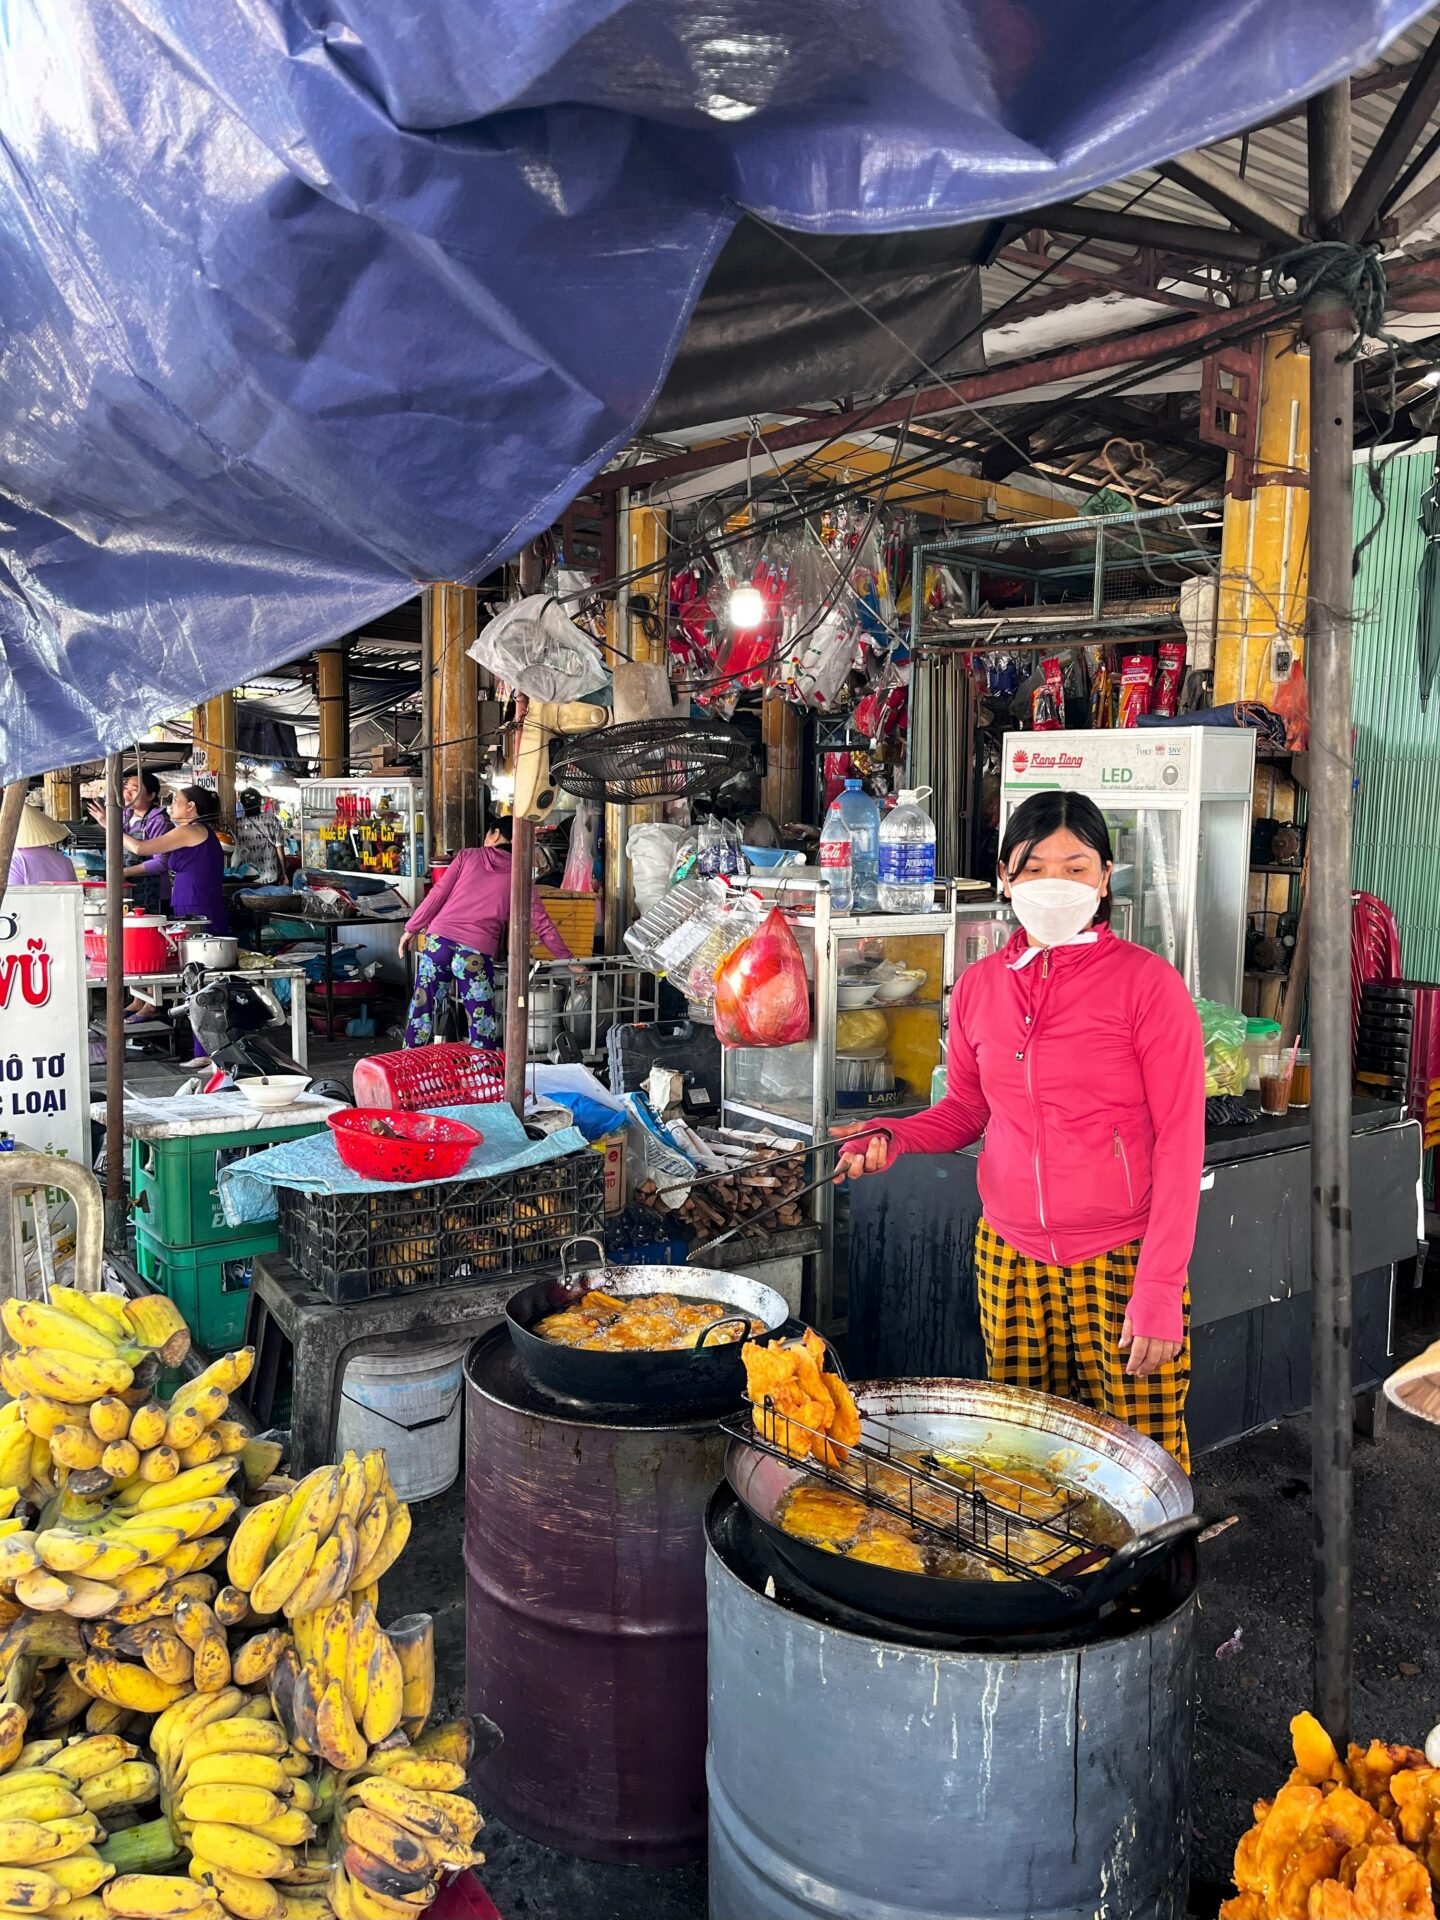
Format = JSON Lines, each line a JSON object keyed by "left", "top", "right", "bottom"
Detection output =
{"left": 277, "top": 1152, "right": 605, "bottom": 1301}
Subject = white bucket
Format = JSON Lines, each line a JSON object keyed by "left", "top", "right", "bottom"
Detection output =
{"left": 336, "top": 1335, "right": 471, "bottom": 1502}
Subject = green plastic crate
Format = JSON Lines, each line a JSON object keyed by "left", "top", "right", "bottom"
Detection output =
{"left": 134, "top": 1226, "right": 278, "bottom": 1354}
{"left": 130, "top": 1116, "right": 326, "bottom": 1249}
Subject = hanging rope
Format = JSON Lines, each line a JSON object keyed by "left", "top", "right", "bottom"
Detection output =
{"left": 1262, "top": 241, "right": 1406, "bottom": 361}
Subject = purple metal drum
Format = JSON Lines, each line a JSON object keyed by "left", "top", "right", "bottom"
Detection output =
{"left": 464, "top": 1326, "right": 726, "bottom": 1865}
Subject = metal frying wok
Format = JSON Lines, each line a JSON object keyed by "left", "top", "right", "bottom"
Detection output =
{"left": 726, "top": 1376, "right": 1200, "bottom": 1631}
{"left": 505, "top": 1235, "right": 792, "bottom": 1414}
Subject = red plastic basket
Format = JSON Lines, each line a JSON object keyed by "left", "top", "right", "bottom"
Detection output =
{"left": 327, "top": 1109, "right": 482, "bottom": 1182}
{"left": 352, "top": 1043, "right": 505, "bottom": 1112}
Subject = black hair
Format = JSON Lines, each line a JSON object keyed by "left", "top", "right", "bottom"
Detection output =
{"left": 486, "top": 818, "right": 514, "bottom": 848}
{"left": 998, "top": 790, "right": 1114, "bottom": 925}
{"left": 132, "top": 768, "right": 161, "bottom": 801}
{"left": 180, "top": 784, "right": 222, "bottom": 825}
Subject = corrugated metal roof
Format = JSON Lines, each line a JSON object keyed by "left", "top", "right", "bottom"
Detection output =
{"left": 1351, "top": 441, "right": 1440, "bottom": 979}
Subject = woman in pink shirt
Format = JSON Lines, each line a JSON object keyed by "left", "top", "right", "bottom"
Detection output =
{"left": 838, "top": 790, "right": 1204, "bottom": 1468}
{"left": 398, "top": 820, "right": 581, "bottom": 1048}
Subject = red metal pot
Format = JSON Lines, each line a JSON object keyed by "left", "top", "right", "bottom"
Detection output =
{"left": 83, "top": 915, "right": 198, "bottom": 977}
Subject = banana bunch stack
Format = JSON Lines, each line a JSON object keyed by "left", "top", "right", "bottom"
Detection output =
{"left": 226, "top": 1455, "right": 410, "bottom": 1628}
{"left": 268, "top": 1602, "right": 431, "bottom": 1774}
{"left": 332, "top": 1727, "right": 484, "bottom": 1920}
{"left": 0, "top": 1293, "right": 190, "bottom": 1407}
{"left": 19, "top": 1344, "right": 261, "bottom": 1501}
{"left": 151, "top": 1686, "right": 326, "bottom": 1920}
{"left": 0, "top": 1727, "right": 166, "bottom": 1920}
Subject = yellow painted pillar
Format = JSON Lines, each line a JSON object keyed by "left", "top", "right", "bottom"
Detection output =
{"left": 603, "top": 500, "right": 669, "bottom": 952}
{"left": 193, "top": 695, "right": 237, "bottom": 823}
{"left": 425, "top": 583, "right": 479, "bottom": 858}
{"left": 316, "top": 643, "right": 348, "bottom": 778}
{"left": 42, "top": 769, "right": 80, "bottom": 823}
{"left": 1214, "top": 328, "right": 1311, "bottom": 704}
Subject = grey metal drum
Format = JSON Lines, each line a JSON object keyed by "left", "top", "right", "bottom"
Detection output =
{"left": 707, "top": 1530, "right": 1196, "bottom": 1920}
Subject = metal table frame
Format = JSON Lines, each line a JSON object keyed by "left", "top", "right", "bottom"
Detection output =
{"left": 87, "top": 965, "right": 309, "bottom": 1067}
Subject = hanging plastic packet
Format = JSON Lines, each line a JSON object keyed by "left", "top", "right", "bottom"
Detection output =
{"left": 1031, "top": 656, "right": 1065, "bottom": 730}
{"left": 1119, "top": 654, "right": 1156, "bottom": 727}
{"left": 1153, "top": 640, "right": 1187, "bottom": 718}
{"left": 714, "top": 907, "right": 812, "bottom": 1048}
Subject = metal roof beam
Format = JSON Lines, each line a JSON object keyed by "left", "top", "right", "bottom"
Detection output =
{"left": 1339, "top": 28, "right": 1440, "bottom": 239}
{"left": 1023, "top": 202, "right": 1269, "bottom": 265}
{"left": 1156, "top": 151, "right": 1304, "bottom": 247}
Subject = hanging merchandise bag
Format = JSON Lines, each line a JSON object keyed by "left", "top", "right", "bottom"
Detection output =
{"left": 714, "top": 907, "right": 811, "bottom": 1048}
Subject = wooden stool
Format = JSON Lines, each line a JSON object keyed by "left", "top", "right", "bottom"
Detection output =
{"left": 243, "top": 1255, "right": 518, "bottom": 1474}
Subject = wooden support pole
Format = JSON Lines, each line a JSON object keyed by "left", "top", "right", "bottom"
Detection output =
{"left": 424, "top": 584, "right": 480, "bottom": 858}
{"left": 194, "top": 694, "right": 237, "bottom": 824}
{"left": 760, "top": 696, "right": 803, "bottom": 827}
{"left": 316, "top": 643, "right": 348, "bottom": 778}
{"left": 42, "top": 768, "right": 81, "bottom": 825}
{"left": 602, "top": 497, "right": 669, "bottom": 951}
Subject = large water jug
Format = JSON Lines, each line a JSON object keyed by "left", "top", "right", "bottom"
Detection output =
{"left": 877, "top": 786, "right": 937, "bottom": 913}
{"left": 833, "top": 779, "right": 879, "bottom": 911}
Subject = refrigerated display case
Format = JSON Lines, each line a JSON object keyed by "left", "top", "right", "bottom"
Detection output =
{"left": 999, "top": 728, "right": 1255, "bottom": 1006}
{"left": 718, "top": 881, "right": 1012, "bottom": 1330}
{"left": 298, "top": 778, "right": 426, "bottom": 907}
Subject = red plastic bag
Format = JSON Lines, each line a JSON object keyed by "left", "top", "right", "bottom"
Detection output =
{"left": 714, "top": 907, "right": 811, "bottom": 1048}
{"left": 1272, "top": 660, "right": 1309, "bottom": 750}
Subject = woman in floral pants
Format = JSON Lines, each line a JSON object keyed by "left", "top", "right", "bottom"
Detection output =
{"left": 399, "top": 821, "right": 581, "bottom": 1048}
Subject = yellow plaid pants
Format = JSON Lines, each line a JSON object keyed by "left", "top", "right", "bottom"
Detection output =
{"left": 975, "top": 1217, "right": 1191, "bottom": 1472}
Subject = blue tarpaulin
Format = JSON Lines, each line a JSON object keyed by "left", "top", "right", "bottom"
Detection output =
{"left": 0, "top": 0, "right": 1428, "bottom": 780}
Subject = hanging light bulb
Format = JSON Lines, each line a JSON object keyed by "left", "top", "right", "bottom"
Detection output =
{"left": 727, "top": 583, "right": 767, "bottom": 629}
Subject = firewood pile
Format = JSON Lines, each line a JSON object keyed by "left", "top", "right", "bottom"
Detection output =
{"left": 635, "top": 1129, "right": 812, "bottom": 1238}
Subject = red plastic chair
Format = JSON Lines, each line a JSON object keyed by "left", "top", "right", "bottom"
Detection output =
{"left": 1351, "top": 892, "right": 1402, "bottom": 1057}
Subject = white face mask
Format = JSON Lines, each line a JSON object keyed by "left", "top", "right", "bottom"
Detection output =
{"left": 1006, "top": 877, "right": 1101, "bottom": 947}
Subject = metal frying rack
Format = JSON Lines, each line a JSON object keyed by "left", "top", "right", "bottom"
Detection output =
{"left": 723, "top": 1397, "right": 1116, "bottom": 1592}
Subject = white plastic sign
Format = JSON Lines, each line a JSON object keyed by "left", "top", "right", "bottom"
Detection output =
{"left": 0, "top": 886, "right": 88, "bottom": 1168}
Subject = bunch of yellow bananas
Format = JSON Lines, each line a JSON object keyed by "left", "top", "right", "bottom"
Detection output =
{"left": 226, "top": 1454, "right": 410, "bottom": 1628}
{"left": 0, "top": 1726, "right": 169, "bottom": 1920}
{"left": 332, "top": 1726, "right": 483, "bottom": 1920}
{"left": 0, "top": 1294, "right": 191, "bottom": 1417}
{"left": 18, "top": 1345, "right": 261, "bottom": 1503}
{"left": 267, "top": 1600, "right": 432, "bottom": 1775}
{"left": 151, "top": 1686, "right": 326, "bottom": 1920}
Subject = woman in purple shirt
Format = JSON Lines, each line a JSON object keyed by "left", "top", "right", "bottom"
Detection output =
{"left": 398, "top": 820, "right": 582, "bottom": 1048}
{"left": 121, "top": 786, "right": 229, "bottom": 933}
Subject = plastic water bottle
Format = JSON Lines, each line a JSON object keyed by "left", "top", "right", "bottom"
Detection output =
{"left": 817, "top": 811, "right": 854, "bottom": 914}
{"left": 833, "top": 778, "right": 880, "bottom": 911}
{"left": 877, "top": 786, "right": 937, "bottom": 913}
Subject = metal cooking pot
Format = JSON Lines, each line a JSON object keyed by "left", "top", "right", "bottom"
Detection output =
{"left": 726, "top": 1376, "right": 1199, "bottom": 1631}
{"left": 505, "top": 1235, "right": 791, "bottom": 1414}
{"left": 181, "top": 934, "right": 240, "bottom": 970}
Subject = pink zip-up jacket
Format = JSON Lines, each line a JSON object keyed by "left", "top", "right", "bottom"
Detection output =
{"left": 862, "top": 925, "right": 1204, "bottom": 1343}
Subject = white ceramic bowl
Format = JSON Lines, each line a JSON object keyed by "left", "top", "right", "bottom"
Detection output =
{"left": 837, "top": 981, "right": 878, "bottom": 1008}
{"left": 237, "top": 1074, "right": 312, "bottom": 1112}
{"left": 872, "top": 969, "right": 927, "bottom": 1003}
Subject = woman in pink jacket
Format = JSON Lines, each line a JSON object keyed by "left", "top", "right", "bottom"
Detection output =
{"left": 399, "top": 820, "right": 583, "bottom": 1048}
{"left": 839, "top": 790, "right": 1205, "bottom": 1468}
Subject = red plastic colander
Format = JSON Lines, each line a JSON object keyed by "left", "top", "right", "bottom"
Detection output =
{"left": 327, "top": 1109, "right": 482, "bottom": 1182}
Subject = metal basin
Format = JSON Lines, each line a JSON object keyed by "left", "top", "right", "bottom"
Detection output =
{"left": 727, "top": 1375, "right": 1196, "bottom": 1631}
